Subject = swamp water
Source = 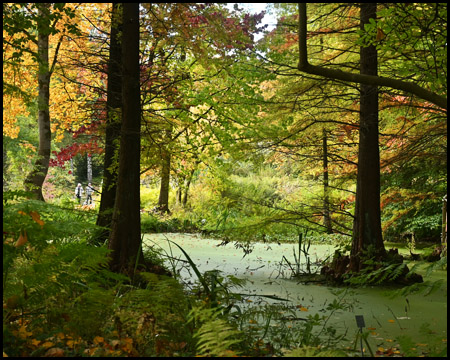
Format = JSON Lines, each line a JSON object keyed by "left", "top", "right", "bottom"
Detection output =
{"left": 144, "top": 233, "right": 447, "bottom": 352}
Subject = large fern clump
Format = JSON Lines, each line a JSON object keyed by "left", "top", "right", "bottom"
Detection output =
{"left": 3, "top": 192, "right": 125, "bottom": 355}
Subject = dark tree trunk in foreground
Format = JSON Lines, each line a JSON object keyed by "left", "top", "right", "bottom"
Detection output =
{"left": 108, "top": 3, "right": 143, "bottom": 273}
{"left": 349, "top": 3, "right": 386, "bottom": 270}
{"left": 300, "top": 3, "right": 422, "bottom": 283}
{"left": 351, "top": 3, "right": 385, "bottom": 257}
{"left": 25, "top": 3, "right": 51, "bottom": 201}
{"left": 96, "top": 3, "right": 123, "bottom": 242}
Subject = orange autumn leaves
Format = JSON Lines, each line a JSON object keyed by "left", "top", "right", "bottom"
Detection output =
{"left": 12, "top": 210, "right": 45, "bottom": 248}
{"left": 5, "top": 320, "right": 138, "bottom": 357}
{"left": 3, "top": 3, "right": 110, "bottom": 143}
{"left": 18, "top": 210, "right": 45, "bottom": 228}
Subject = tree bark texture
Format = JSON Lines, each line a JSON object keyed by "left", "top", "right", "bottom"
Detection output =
{"left": 96, "top": 3, "right": 123, "bottom": 241}
{"left": 182, "top": 167, "right": 196, "bottom": 207}
{"left": 108, "top": 3, "right": 143, "bottom": 273}
{"left": 25, "top": 3, "right": 51, "bottom": 201}
{"left": 87, "top": 154, "right": 92, "bottom": 183}
{"left": 350, "top": 3, "right": 385, "bottom": 267}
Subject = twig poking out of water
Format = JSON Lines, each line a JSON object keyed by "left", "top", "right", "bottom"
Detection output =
{"left": 386, "top": 305, "right": 403, "bottom": 330}
{"left": 371, "top": 311, "right": 383, "bottom": 328}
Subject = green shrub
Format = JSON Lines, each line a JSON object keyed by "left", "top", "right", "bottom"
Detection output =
{"left": 141, "top": 212, "right": 197, "bottom": 234}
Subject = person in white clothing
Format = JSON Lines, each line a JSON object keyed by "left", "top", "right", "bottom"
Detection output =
{"left": 75, "top": 183, "right": 83, "bottom": 204}
{"left": 86, "top": 183, "right": 94, "bottom": 205}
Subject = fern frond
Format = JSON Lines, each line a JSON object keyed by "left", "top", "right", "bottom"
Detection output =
{"left": 188, "top": 305, "right": 242, "bottom": 356}
{"left": 390, "top": 263, "right": 407, "bottom": 281}
{"left": 425, "top": 256, "right": 447, "bottom": 277}
{"left": 194, "top": 318, "right": 242, "bottom": 357}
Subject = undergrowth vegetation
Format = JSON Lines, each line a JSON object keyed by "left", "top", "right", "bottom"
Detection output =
{"left": 2, "top": 191, "right": 349, "bottom": 357}
{"left": 3, "top": 191, "right": 447, "bottom": 357}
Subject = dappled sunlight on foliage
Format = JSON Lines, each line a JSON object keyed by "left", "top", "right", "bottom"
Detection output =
{"left": 3, "top": 1, "right": 447, "bottom": 357}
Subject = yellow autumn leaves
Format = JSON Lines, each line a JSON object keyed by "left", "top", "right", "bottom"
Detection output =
{"left": 296, "top": 304, "right": 309, "bottom": 312}
{"left": 3, "top": 3, "right": 110, "bottom": 143}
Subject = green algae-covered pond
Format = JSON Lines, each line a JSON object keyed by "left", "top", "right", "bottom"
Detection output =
{"left": 144, "top": 233, "right": 447, "bottom": 354}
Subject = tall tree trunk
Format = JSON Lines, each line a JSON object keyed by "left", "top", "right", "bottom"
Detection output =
{"left": 322, "top": 128, "right": 332, "bottom": 234}
{"left": 87, "top": 153, "right": 92, "bottom": 183}
{"left": 96, "top": 3, "right": 122, "bottom": 242}
{"left": 108, "top": 3, "right": 143, "bottom": 273}
{"left": 176, "top": 174, "right": 184, "bottom": 206}
{"left": 350, "top": 3, "right": 385, "bottom": 270}
{"left": 442, "top": 195, "right": 447, "bottom": 257}
{"left": 176, "top": 185, "right": 182, "bottom": 206}
{"left": 25, "top": 3, "right": 51, "bottom": 201}
{"left": 182, "top": 167, "right": 196, "bottom": 207}
{"left": 3, "top": 144, "right": 9, "bottom": 191}
{"left": 157, "top": 127, "right": 172, "bottom": 214}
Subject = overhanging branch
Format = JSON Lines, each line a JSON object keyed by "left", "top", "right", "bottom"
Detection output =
{"left": 297, "top": 3, "right": 447, "bottom": 110}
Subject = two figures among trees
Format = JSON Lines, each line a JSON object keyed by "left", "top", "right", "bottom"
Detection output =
{"left": 75, "top": 182, "right": 94, "bottom": 205}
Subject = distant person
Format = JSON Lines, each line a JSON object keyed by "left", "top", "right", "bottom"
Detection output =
{"left": 75, "top": 183, "right": 83, "bottom": 204}
{"left": 86, "top": 182, "right": 94, "bottom": 205}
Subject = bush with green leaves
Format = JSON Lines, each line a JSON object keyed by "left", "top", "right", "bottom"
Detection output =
{"left": 141, "top": 213, "right": 196, "bottom": 233}
{"left": 380, "top": 156, "right": 446, "bottom": 243}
